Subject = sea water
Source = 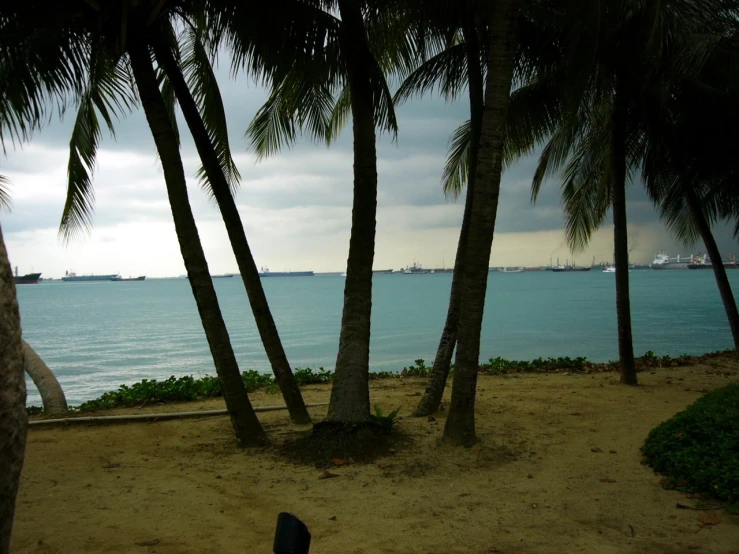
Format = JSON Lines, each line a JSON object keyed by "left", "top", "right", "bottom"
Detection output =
{"left": 17, "top": 270, "right": 738, "bottom": 405}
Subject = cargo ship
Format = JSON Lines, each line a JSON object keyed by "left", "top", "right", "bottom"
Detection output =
{"left": 111, "top": 275, "right": 146, "bottom": 281}
{"left": 550, "top": 265, "right": 591, "bottom": 272}
{"left": 258, "top": 267, "right": 314, "bottom": 277}
{"left": 13, "top": 267, "right": 41, "bottom": 285}
{"left": 61, "top": 271, "right": 119, "bottom": 282}
{"left": 688, "top": 254, "right": 738, "bottom": 270}
{"left": 650, "top": 251, "right": 693, "bottom": 270}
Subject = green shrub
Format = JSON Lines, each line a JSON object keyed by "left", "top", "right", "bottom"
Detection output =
{"left": 641, "top": 384, "right": 739, "bottom": 506}
{"left": 371, "top": 405, "right": 401, "bottom": 429}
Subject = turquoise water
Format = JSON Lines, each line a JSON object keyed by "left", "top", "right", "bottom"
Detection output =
{"left": 17, "top": 270, "right": 738, "bottom": 405}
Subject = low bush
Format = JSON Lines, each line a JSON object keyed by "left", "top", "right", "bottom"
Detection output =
{"left": 641, "top": 383, "right": 739, "bottom": 507}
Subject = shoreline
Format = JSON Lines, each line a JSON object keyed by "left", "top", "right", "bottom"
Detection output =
{"left": 27, "top": 349, "right": 735, "bottom": 414}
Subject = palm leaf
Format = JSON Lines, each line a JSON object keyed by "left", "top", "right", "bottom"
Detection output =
{"left": 393, "top": 42, "right": 468, "bottom": 104}
{"left": 441, "top": 119, "right": 471, "bottom": 200}
{"left": 180, "top": 25, "right": 240, "bottom": 194}
{"left": 0, "top": 175, "right": 11, "bottom": 212}
{"left": 59, "top": 41, "right": 135, "bottom": 242}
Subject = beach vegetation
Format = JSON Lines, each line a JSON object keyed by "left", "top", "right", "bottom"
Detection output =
{"left": 28, "top": 351, "right": 730, "bottom": 414}
{"left": 642, "top": 383, "right": 739, "bottom": 510}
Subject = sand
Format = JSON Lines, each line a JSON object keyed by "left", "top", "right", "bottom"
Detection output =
{"left": 12, "top": 355, "right": 739, "bottom": 554}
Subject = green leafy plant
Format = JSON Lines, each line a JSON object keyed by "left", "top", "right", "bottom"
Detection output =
{"left": 401, "top": 359, "right": 430, "bottom": 377}
{"left": 371, "top": 405, "right": 401, "bottom": 429}
{"left": 641, "top": 383, "right": 739, "bottom": 507}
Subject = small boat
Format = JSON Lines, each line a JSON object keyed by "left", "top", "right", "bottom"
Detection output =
{"left": 499, "top": 267, "right": 525, "bottom": 273}
{"left": 603, "top": 266, "right": 616, "bottom": 273}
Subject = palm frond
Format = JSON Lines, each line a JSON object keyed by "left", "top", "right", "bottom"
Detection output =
{"left": 0, "top": 8, "right": 88, "bottom": 150}
{"left": 0, "top": 175, "right": 11, "bottom": 212}
{"left": 393, "top": 42, "right": 468, "bottom": 104}
{"left": 560, "top": 115, "right": 612, "bottom": 251}
{"left": 59, "top": 41, "right": 135, "bottom": 242}
{"left": 441, "top": 119, "right": 471, "bottom": 200}
{"left": 327, "top": 85, "right": 351, "bottom": 142}
{"left": 180, "top": 25, "right": 240, "bottom": 193}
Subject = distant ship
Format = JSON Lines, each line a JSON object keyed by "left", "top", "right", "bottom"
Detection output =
{"left": 258, "top": 267, "right": 314, "bottom": 277}
{"left": 551, "top": 265, "right": 591, "bottom": 272}
{"left": 688, "top": 254, "right": 739, "bottom": 270}
{"left": 499, "top": 267, "right": 525, "bottom": 273}
{"left": 111, "top": 275, "right": 146, "bottom": 281}
{"left": 373, "top": 269, "right": 395, "bottom": 274}
{"left": 401, "top": 263, "right": 433, "bottom": 274}
{"left": 61, "top": 271, "right": 119, "bottom": 282}
{"left": 13, "top": 267, "right": 41, "bottom": 285}
{"left": 650, "top": 251, "right": 692, "bottom": 270}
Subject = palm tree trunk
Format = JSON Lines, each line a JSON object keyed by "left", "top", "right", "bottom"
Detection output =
{"left": 685, "top": 187, "right": 739, "bottom": 349}
{"left": 22, "top": 339, "right": 68, "bottom": 417}
{"left": 443, "top": 0, "right": 517, "bottom": 446}
{"left": 151, "top": 36, "right": 311, "bottom": 425}
{"left": 127, "top": 33, "right": 267, "bottom": 447}
{"left": 326, "top": 0, "right": 377, "bottom": 423}
{"left": 611, "top": 82, "right": 637, "bottom": 385}
{"left": 0, "top": 225, "right": 27, "bottom": 554}
{"left": 414, "top": 19, "right": 485, "bottom": 418}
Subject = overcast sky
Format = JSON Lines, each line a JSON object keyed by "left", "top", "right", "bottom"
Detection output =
{"left": 1, "top": 67, "right": 736, "bottom": 278}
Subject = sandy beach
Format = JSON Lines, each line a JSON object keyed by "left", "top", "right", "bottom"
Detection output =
{"left": 12, "top": 355, "right": 739, "bottom": 553}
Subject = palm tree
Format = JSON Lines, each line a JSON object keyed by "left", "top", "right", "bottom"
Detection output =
{"left": 223, "top": 0, "right": 403, "bottom": 423}
{"left": 503, "top": 0, "right": 733, "bottom": 387}
{"left": 0, "top": 224, "right": 26, "bottom": 554}
{"left": 440, "top": 0, "right": 521, "bottom": 446}
{"left": 2, "top": 0, "right": 269, "bottom": 446}
{"left": 393, "top": 3, "right": 485, "bottom": 418}
{"left": 148, "top": 24, "right": 311, "bottom": 424}
{"left": 642, "top": 28, "right": 739, "bottom": 348}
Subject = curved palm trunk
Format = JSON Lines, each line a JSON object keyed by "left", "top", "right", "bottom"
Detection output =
{"left": 0, "top": 225, "right": 27, "bottom": 554}
{"left": 414, "top": 20, "right": 485, "bottom": 418}
{"left": 127, "top": 33, "right": 267, "bottom": 447}
{"left": 326, "top": 0, "right": 377, "bottom": 423}
{"left": 611, "top": 83, "right": 637, "bottom": 385}
{"left": 443, "top": 0, "right": 517, "bottom": 446}
{"left": 22, "top": 339, "right": 68, "bottom": 416}
{"left": 151, "top": 37, "right": 311, "bottom": 425}
{"left": 685, "top": 187, "right": 739, "bottom": 349}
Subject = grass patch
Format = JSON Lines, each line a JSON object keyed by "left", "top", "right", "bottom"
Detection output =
{"left": 641, "top": 383, "right": 739, "bottom": 510}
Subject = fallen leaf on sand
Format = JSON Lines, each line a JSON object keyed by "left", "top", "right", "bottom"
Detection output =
{"left": 698, "top": 511, "right": 720, "bottom": 526}
{"left": 332, "top": 458, "right": 347, "bottom": 466}
{"left": 135, "top": 539, "right": 160, "bottom": 547}
{"left": 427, "top": 416, "right": 436, "bottom": 422}
{"left": 569, "top": 412, "right": 583, "bottom": 416}
{"left": 599, "top": 478, "right": 617, "bottom": 483}
{"left": 318, "top": 471, "right": 339, "bottom": 480}
{"left": 377, "top": 463, "right": 388, "bottom": 470}
{"left": 527, "top": 474, "right": 535, "bottom": 479}
{"left": 408, "top": 392, "right": 421, "bottom": 396}
{"left": 591, "top": 447, "right": 603, "bottom": 453}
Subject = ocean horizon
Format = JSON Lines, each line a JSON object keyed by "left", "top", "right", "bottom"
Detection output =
{"left": 17, "top": 270, "right": 738, "bottom": 406}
